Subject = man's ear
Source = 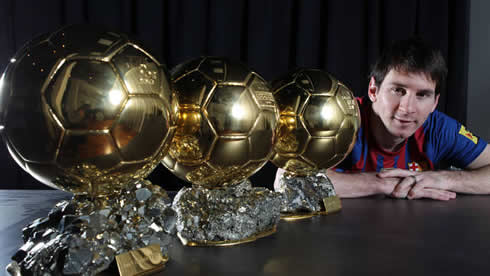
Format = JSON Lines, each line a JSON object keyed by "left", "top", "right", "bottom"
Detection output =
{"left": 431, "top": 93, "right": 440, "bottom": 112}
{"left": 368, "top": 77, "right": 378, "bottom": 102}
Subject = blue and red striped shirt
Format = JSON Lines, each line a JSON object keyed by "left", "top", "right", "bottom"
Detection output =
{"left": 336, "top": 98, "right": 487, "bottom": 172}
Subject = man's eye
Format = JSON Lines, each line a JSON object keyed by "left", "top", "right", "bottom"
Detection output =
{"left": 392, "top": 87, "right": 405, "bottom": 95}
{"left": 417, "top": 93, "right": 431, "bottom": 99}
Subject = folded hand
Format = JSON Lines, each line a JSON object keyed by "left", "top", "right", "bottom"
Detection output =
{"left": 377, "top": 168, "right": 456, "bottom": 201}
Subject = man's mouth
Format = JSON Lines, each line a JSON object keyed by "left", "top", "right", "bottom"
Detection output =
{"left": 393, "top": 116, "right": 415, "bottom": 124}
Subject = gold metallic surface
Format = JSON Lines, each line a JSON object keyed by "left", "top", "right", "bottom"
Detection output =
{"left": 271, "top": 69, "right": 360, "bottom": 176}
{"left": 322, "top": 194, "right": 342, "bottom": 214}
{"left": 162, "top": 57, "right": 278, "bottom": 188}
{"left": 116, "top": 244, "right": 168, "bottom": 276}
{"left": 280, "top": 195, "right": 342, "bottom": 221}
{"left": 280, "top": 212, "right": 317, "bottom": 221}
{"left": 178, "top": 226, "right": 277, "bottom": 247}
{"left": 0, "top": 25, "right": 175, "bottom": 197}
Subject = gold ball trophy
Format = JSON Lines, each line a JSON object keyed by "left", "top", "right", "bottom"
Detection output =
{"left": 271, "top": 68, "right": 360, "bottom": 220}
{"left": 162, "top": 57, "right": 282, "bottom": 246}
{"left": 1, "top": 25, "right": 176, "bottom": 275}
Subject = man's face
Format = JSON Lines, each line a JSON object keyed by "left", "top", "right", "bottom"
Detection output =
{"left": 369, "top": 69, "right": 439, "bottom": 140}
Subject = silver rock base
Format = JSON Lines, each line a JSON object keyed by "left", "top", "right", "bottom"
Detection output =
{"left": 7, "top": 180, "right": 176, "bottom": 276}
{"left": 275, "top": 171, "right": 337, "bottom": 213}
{"left": 173, "top": 180, "right": 282, "bottom": 246}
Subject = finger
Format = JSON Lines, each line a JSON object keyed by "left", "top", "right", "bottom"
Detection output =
{"left": 407, "top": 178, "right": 425, "bottom": 197}
{"left": 379, "top": 176, "right": 403, "bottom": 195}
{"left": 427, "top": 189, "right": 456, "bottom": 201}
{"left": 390, "top": 176, "right": 416, "bottom": 198}
{"left": 409, "top": 174, "right": 449, "bottom": 191}
{"left": 408, "top": 188, "right": 456, "bottom": 201}
{"left": 378, "top": 168, "right": 414, "bottom": 178}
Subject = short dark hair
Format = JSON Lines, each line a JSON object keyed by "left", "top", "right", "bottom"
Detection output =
{"left": 369, "top": 37, "right": 448, "bottom": 94}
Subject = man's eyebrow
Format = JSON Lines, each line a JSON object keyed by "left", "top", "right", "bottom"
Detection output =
{"left": 418, "top": 89, "right": 435, "bottom": 95}
{"left": 389, "top": 82, "right": 435, "bottom": 94}
{"left": 388, "top": 81, "right": 408, "bottom": 87}
{"left": 387, "top": 81, "right": 408, "bottom": 88}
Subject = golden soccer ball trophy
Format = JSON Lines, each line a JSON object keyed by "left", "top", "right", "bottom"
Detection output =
{"left": 0, "top": 25, "right": 175, "bottom": 198}
{"left": 1, "top": 25, "right": 176, "bottom": 275}
{"left": 163, "top": 57, "right": 282, "bottom": 246}
{"left": 162, "top": 57, "right": 278, "bottom": 188}
{"left": 271, "top": 68, "right": 360, "bottom": 220}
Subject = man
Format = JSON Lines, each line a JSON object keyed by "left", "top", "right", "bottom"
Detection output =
{"left": 275, "top": 38, "right": 490, "bottom": 200}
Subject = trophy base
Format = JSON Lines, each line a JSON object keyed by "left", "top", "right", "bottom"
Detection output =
{"left": 7, "top": 180, "right": 175, "bottom": 276}
{"left": 115, "top": 244, "right": 168, "bottom": 276}
{"left": 173, "top": 180, "right": 282, "bottom": 246}
{"left": 179, "top": 225, "right": 277, "bottom": 247}
{"left": 280, "top": 195, "right": 342, "bottom": 221}
{"left": 275, "top": 171, "right": 341, "bottom": 220}
{"left": 280, "top": 211, "right": 323, "bottom": 221}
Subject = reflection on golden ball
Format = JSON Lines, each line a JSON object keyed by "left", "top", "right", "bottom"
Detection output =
{"left": 0, "top": 25, "right": 175, "bottom": 197}
{"left": 271, "top": 68, "right": 360, "bottom": 176}
{"left": 162, "top": 57, "right": 278, "bottom": 189}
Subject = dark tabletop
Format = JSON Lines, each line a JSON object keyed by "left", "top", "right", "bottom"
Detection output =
{"left": 1, "top": 190, "right": 489, "bottom": 276}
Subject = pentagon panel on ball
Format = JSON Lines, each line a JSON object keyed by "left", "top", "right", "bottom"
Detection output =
{"left": 271, "top": 68, "right": 360, "bottom": 176}
{"left": 162, "top": 56, "right": 278, "bottom": 189}
{"left": 0, "top": 25, "right": 176, "bottom": 197}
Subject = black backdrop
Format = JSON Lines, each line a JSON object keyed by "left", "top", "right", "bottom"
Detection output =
{"left": 0, "top": 0, "right": 470, "bottom": 190}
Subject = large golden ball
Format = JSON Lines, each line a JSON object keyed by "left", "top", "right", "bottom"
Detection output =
{"left": 162, "top": 57, "right": 278, "bottom": 189}
{"left": 271, "top": 68, "right": 360, "bottom": 176}
{"left": 0, "top": 25, "right": 176, "bottom": 197}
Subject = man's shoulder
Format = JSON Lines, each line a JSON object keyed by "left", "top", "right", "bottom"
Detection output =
{"left": 421, "top": 108, "right": 487, "bottom": 167}
{"left": 422, "top": 109, "right": 457, "bottom": 132}
{"left": 427, "top": 109, "right": 452, "bottom": 119}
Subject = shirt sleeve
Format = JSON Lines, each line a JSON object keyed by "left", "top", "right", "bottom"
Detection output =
{"left": 424, "top": 110, "right": 487, "bottom": 168}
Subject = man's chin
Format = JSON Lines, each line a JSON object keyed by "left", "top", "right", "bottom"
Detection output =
{"left": 388, "top": 127, "right": 415, "bottom": 140}
{"left": 393, "top": 131, "right": 415, "bottom": 140}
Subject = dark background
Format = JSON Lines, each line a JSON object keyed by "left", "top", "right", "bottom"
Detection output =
{"left": 0, "top": 0, "right": 470, "bottom": 190}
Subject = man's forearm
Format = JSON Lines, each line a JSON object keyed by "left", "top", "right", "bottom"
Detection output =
{"left": 326, "top": 169, "right": 396, "bottom": 198}
{"left": 445, "top": 165, "right": 490, "bottom": 194}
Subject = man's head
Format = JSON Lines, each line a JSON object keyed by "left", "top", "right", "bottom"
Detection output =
{"left": 369, "top": 37, "right": 447, "bottom": 92}
{"left": 367, "top": 38, "right": 448, "bottom": 144}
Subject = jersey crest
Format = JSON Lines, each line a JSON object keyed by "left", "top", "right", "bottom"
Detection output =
{"left": 408, "top": 162, "right": 422, "bottom": 171}
{"left": 458, "top": 125, "right": 478, "bottom": 144}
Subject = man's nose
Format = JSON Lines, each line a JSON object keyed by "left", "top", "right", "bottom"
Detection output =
{"left": 399, "top": 94, "right": 416, "bottom": 113}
